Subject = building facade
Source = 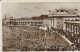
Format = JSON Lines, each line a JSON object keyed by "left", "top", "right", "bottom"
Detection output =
{"left": 64, "top": 21, "right": 80, "bottom": 50}
{"left": 44, "top": 8, "right": 80, "bottom": 30}
{"left": 3, "top": 17, "right": 44, "bottom": 27}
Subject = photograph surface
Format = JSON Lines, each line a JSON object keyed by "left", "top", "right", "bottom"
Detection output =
{"left": 2, "top": 2, "right": 80, "bottom": 51}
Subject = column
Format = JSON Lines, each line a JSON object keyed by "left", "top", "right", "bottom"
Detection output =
{"left": 71, "top": 25, "right": 72, "bottom": 32}
{"left": 75, "top": 25, "right": 76, "bottom": 34}
{"left": 52, "top": 19, "right": 53, "bottom": 27}
{"left": 51, "top": 19, "right": 52, "bottom": 27}
{"left": 72, "top": 25, "right": 73, "bottom": 33}
{"left": 66, "top": 24, "right": 67, "bottom": 32}
{"left": 54, "top": 18, "right": 57, "bottom": 28}
{"left": 73, "top": 25, "right": 75, "bottom": 34}
{"left": 51, "top": 19, "right": 53, "bottom": 27}
{"left": 76, "top": 26, "right": 78, "bottom": 34}
{"left": 68, "top": 24, "right": 69, "bottom": 35}
{"left": 76, "top": 25, "right": 77, "bottom": 34}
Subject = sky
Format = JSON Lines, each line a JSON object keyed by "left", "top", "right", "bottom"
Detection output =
{"left": 2, "top": 2, "right": 80, "bottom": 19}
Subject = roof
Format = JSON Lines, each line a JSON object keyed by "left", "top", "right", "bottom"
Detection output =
{"left": 49, "top": 14, "right": 79, "bottom": 17}
{"left": 48, "top": 8, "right": 79, "bottom": 18}
{"left": 64, "top": 21, "right": 80, "bottom": 26}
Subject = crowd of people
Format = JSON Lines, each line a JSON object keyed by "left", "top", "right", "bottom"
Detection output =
{"left": 20, "top": 43, "right": 78, "bottom": 51}
{"left": 54, "top": 28, "right": 79, "bottom": 51}
{"left": 3, "top": 26, "right": 45, "bottom": 51}
{"left": 3, "top": 26, "right": 79, "bottom": 51}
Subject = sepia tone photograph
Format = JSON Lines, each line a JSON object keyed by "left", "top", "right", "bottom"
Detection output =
{"left": 2, "top": 2, "right": 80, "bottom": 51}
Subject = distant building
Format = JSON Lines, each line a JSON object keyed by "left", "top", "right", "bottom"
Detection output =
{"left": 3, "top": 17, "right": 44, "bottom": 27}
{"left": 44, "top": 8, "right": 80, "bottom": 30}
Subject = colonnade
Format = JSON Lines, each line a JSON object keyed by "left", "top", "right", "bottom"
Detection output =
{"left": 66, "top": 24, "right": 80, "bottom": 35}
